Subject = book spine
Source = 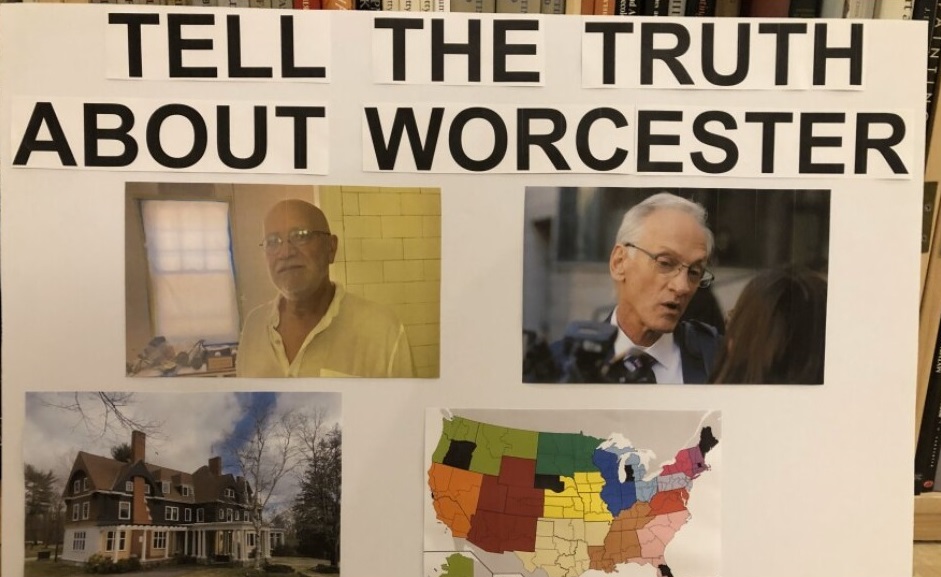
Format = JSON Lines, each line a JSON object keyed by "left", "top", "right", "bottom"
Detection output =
{"left": 916, "top": 314, "right": 941, "bottom": 493}
{"left": 541, "top": 0, "right": 564, "bottom": 13}
{"left": 844, "top": 0, "right": 876, "bottom": 15}
{"left": 685, "top": 0, "right": 715, "bottom": 15}
{"left": 433, "top": 0, "right": 449, "bottom": 11}
{"left": 819, "top": 0, "right": 844, "bottom": 16}
{"left": 593, "top": 0, "right": 614, "bottom": 14}
{"left": 928, "top": 5, "right": 941, "bottom": 142}
{"left": 668, "top": 0, "right": 685, "bottom": 13}
{"left": 448, "top": 0, "right": 479, "bottom": 10}
{"left": 789, "top": 0, "right": 821, "bottom": 16}
{"left": 915, "top": 0, "right": 941, "bottom": 139}
{"left": 714, "top": 0, "right": 740, "bottom": 14}
{"left": 875, "top": 0, "right": 914, "bottom": 17}
{"left": 383, "top": 0, "right": 399, "bottom": 9}
{"left": 742, "top": 0, "right": 789, "bottom": 15}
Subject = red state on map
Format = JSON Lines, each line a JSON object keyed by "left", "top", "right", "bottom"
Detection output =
{"left": 466, "top": 509, "right": 539, "bottom": 553}
{"left": 476, "top": 473, "right": 509, "bottom": 513}
{"left": 648, "top": 488, "right": 689, "bottom": 516}
{"left": 498, "top": 456, "right": 538, "bottom": 487}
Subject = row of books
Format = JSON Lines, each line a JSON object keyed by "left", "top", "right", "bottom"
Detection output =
{"left": 572, "top": 0, "right": 911, "bottom": 18}
{"left": 572, "top": 0, "right": 913, "bottom": 18}
{"left": 11, "top": 0, "right": 915, "bottom": 16}
{"left": 16, "top": 0, "right": 436, "bottom": 9}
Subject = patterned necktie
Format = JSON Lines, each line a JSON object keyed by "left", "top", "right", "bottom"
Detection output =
{"left": 622, "top": 352, "right": 658, "bottom": 384}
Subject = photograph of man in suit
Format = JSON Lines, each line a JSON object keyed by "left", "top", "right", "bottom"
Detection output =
{"left": 604, "top": 192, "right": 720, "bottom": 384}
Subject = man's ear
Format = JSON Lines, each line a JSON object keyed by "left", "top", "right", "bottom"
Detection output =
{"left": 610, "top": 244, "right": 627, "bottom": 281}
{"left": 327, "top": 234, "right": 339, "bottom": 264}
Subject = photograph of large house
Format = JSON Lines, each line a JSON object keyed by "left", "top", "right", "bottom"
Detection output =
{"left": 24, "top": 391, "right": 342, "bottom": 573}
{"left": 63, "top": 430, "right": 283, "bottom": 565}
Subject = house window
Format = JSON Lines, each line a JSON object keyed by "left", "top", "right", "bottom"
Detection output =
{"left": 72, "top": 504, "right": 80, "bottom": 521}
{"left": 140, "top": 199, "right": 240, "bottom": 343}
{"left": 224, "top": 487, "right": 236, "bottom": 499}
{"left": 118, "top": 531, "right": 127, "bottom": 551}
{"left": 165, "top": 506, "right": 179, "bottom": 522}
{"left": 226, "top": 508, "right": 233, "bottom": 522}
{"left": 125, "top": 481, "right": 133, "bottom": 493}
{"left": 162, "top": 481, "right": 170, "bottom": 495}
{"left": 81, "top": 502, "right": 90, "bottom": 520}
{"left": 144, "top": 484, "right": 151, "bottom": 495}
{"left": 118, "top": 501, "right": 131, "bottom": 520}
{"left": 184, "top": 508, "right": 192, "bottom": 522}
{"left": 181, "top": 485, "right": 191, "bottom": 497}
{"left": 73, "top": 531, "right": 86, "bottom": 551}
{"left": 245, "top": 511, "right": 251, "bottom": 522}
{"left": 82, "top": 478, "right": 89, "bottom": 491}
{"left": 217, "top": 509, "right": 224, "bottom": 521}
{"left": 234, "top": 510, "right": 239, "bottom": 521}
{"left": 152, "top": 531, "right": 167, "bottom": 549}
{"left": 106, "top": 531, "right": 116, "bottom": 551}
{"left": 73, "top": 480, "right": 81, "bottom": 494}
{"left": 247, "top": 533, "right": 255, "bottom": 548}
{"left": 197, "top": 508, "right": 204, "bottom": 523}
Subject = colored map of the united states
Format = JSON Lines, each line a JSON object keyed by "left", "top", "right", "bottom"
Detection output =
{"left": 427, "top": 416, "right": 718, "bottom": 577}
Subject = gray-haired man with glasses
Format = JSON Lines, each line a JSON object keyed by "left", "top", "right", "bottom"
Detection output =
{"left": 606, "top": 192, "right": 720, "bottom": 383}
{"left": 237, "top": 199, "right": 414, "bottom": 378}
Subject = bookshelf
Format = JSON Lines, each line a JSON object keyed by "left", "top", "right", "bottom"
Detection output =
{"left": 915, "top": 9, "right": 941, "bottom": 535}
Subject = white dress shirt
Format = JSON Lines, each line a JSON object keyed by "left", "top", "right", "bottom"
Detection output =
{"left": 610, "top": 307, "right": 685, "bottom": 383}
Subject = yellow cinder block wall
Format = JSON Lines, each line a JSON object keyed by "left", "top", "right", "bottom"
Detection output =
{"left": 320, "top": 186, "right": 441, "bottom": 378}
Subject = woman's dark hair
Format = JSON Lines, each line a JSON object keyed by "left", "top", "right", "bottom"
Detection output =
{"left": 710, "top": 266, "right": 827, "bottom": 384}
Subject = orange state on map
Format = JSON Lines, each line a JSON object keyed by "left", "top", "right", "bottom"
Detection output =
{"left": 428, "top": 462, "right": 484, "bottom": 538}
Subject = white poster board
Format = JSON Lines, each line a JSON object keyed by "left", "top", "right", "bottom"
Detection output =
{"left": 0, "top": 7, "right": 926, "bottom": 577}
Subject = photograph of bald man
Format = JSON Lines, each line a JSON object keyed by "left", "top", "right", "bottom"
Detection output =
{"left": 237, "top": 199, "right": 415, "bottom": 378}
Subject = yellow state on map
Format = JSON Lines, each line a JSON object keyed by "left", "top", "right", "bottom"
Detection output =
{"left": 543, "top": 476, "right": 584, "bottom": 519}
{"left": 543, "top": 474, "right": 611, "bottom": 521}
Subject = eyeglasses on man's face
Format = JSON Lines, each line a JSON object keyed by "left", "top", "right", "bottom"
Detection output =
{"left": 260, "top": 228, "right": 330, "bottom": 254}
{"left": 624, "top": 242, "right": 715, "bottom": 288}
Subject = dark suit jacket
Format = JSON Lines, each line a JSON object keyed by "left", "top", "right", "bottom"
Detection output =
{"left": 672, "top": 320, "right": 721, "bottom": 384}
{"left": 536, "top": 317, "right": 721, "bottom": 384}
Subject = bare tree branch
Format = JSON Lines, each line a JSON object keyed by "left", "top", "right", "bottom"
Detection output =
{"left": 38, "top": 392, "right": 164, "bottom": 441}
{"left": 222, "top": 401, "right": 324, "bottom": 569}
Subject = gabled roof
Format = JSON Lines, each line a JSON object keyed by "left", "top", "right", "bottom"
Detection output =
{"left": 191, "top": 466, "right": 251, "bottom": 505}
{"left": 66, "top": 450, "right": 246, "bottom": 506}
{"left": 147, "top": 465, "right": 196, "bottom": 503}
{"left": 70, "top": 452, "right": 127, "bottom": 493}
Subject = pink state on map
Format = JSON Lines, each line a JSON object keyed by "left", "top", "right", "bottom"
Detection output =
{"left": 637, "top": 510, "right": 691, "bottom": 558}
{"left": 659, "top": 447, "right": 706, "bottom": 478}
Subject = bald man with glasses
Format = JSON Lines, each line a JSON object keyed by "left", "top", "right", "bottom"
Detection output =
{"left": 236, "top": 199, "right": 414, "bottom": 378}
{"left": 604, "top": 192, "right": 721, "bottom": 384}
